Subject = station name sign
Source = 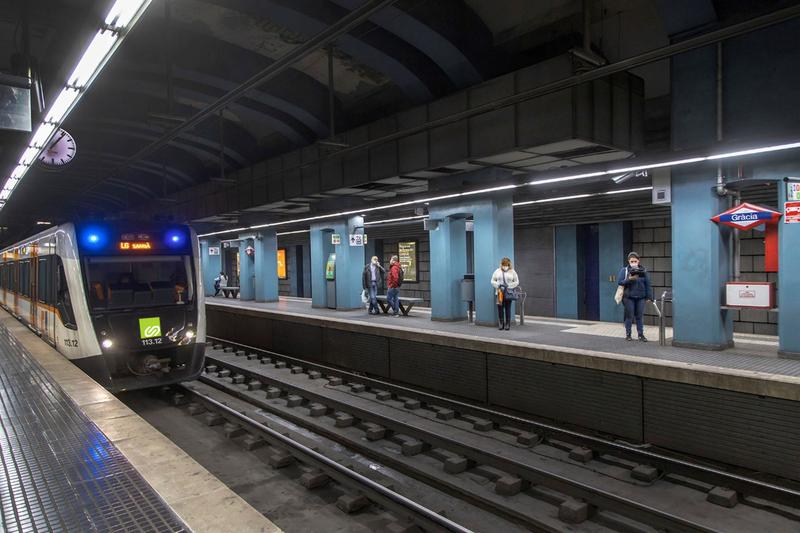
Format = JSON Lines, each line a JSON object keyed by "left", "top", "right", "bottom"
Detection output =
{"left": 711, "top": 203, "right": 781, "bottom": 230}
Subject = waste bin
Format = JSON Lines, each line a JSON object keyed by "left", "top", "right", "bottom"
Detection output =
{"left": 460, "top": 274, "right": 475, "bottom": 322}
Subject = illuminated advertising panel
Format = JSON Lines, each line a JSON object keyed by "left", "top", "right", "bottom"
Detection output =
{"left": 277, "top": 249, "right": 287, "bottom": 279}
{"left": 398, "top": 241, "right": 417, "bottom": 282}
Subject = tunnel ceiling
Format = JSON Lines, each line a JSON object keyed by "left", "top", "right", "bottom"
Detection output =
{"left": 0, "top": 0, "right": 789, "bottom": 241}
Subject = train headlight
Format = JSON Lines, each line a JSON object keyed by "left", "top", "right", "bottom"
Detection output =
{"left": 184, "top": 330, "right": 195, "bottom": 340}
{"left": 101, "top": 339, "right": 113, "bottom": 349}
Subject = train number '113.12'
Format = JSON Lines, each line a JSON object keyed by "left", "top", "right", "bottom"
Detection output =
{"left": 63, "top": 339, "right": 78, "bottom": 348}
{"left": 141, "top": 338, "right": 163, "bottom": 346}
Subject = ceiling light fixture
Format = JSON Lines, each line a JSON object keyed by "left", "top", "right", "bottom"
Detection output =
{"left": 0, "top": 0, "right": 151, "bottom": 213}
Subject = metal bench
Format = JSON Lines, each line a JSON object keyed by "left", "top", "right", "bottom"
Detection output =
{"left": 221, "top": 286, "right": 240, "bottom": 298}
{"left": 374, "top": 295, "right": 424, "bottom": 316}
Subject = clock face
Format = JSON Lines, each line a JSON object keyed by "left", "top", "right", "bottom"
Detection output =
{"left": 37, "top": 128, "right": 76, "bottom": 167}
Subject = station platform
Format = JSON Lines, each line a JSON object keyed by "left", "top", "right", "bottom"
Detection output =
{"left": 207, "top": 296, "right": 800, "bottom": 481}
{"left": 0, "top": 312, "right": 280, "bottom": 533}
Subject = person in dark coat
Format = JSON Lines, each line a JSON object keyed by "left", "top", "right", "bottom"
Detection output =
{"left": 617, "top": 252, "right": 653, "bottom": 341}
{"left": 362, "top": 256, "right": 385, "bottom": 315}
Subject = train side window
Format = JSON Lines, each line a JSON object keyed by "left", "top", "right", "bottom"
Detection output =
{"left": 10, "top": 261, "right": 17, "bottom": 293}
{"left": 55, "top": 258, "right": 77, "bottom": 330}
{"left": 38, "top": 258, "right": 52, "bottom": 304}
{"left": 20, "top": 261, "right": 30, "bottom": 297}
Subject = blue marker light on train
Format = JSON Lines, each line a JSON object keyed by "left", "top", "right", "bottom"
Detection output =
{"left": 164, "top": 230, "right": 185, "bottom": 248}
{"left": 80, "top": 226, "right": 109, "bottom": 249}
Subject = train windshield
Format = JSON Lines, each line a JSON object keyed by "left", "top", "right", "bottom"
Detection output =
{"left": 84, "top": 255, "right": 194, "bottom": 311}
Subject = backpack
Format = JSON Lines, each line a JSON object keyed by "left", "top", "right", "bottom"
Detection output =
{"left": 396, "top": 265, "right": 404, "bottom": 287}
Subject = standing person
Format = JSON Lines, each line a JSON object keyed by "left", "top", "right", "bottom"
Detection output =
{"left": 491, "top": 257, "right": 520, "bottom": 331}
{"left": 362, "top": 256, "right": 385, "bottom": 315}
{"left": 386, "top": 255, "right": 404, "bottom": 317}
{"left": 617, "top": 252, "right": 653, "bottom": 341}
{"left": 213, "top": 271, "right": 227, "bottom": 297}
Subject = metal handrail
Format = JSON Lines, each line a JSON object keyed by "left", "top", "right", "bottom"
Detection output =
{"left": 654, "top": 289, "right": 673, "bottom": 346}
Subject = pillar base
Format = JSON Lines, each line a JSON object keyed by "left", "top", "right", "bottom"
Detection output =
{"left": 672, "top": 340, "right": 734, "bottom": 351}
{"left": 778, "top": 349, "right": 800, "bottom": 360}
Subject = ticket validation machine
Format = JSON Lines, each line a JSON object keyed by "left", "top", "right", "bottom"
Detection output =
{"left": 325, "top": 253, "right": 336, "bottom": 309}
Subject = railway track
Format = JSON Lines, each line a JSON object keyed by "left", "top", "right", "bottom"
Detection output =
{"left": 173, "top": 382, "right": 476, "bottom": 533}
{"left": 195, "top": 338, "right": 800, "bottom": 532}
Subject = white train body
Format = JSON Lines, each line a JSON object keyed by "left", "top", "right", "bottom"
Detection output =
{"left": 0, "top": 222, "right": 205, "bottom": 392}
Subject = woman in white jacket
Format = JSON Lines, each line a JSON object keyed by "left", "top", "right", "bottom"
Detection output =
{"left": 491, "top": 257, "right": 520, "bottom": 330}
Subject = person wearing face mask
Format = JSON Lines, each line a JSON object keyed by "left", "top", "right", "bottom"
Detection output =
{"left": 362, "top": 255, "right": 386, "bottom": 315}
{"left": 491, "top": 257, "right": 520, "bottom": 330}
{"left": 617, "top": 252, "right": 653, "bottom": 341}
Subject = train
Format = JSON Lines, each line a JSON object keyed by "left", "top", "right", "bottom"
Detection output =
{"left": 0, "top": 221, "right": 206, "bottom": 392}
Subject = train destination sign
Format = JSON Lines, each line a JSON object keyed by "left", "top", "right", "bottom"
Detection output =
{"left": 711, "top": 203, "right": 782, "bottom": 230}
{"left": 119, "top": 241, "right": 152, "bottom": 250}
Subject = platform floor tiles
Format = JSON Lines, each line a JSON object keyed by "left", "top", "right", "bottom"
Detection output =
{"left": 0, "top": 325, "right": 186, "bottom": 533}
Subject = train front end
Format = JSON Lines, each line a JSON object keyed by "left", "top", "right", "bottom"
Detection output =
{"left": 76, "top": 222, "right": 205, "bottom": 392}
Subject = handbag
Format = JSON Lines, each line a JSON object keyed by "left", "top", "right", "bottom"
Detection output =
{"left": 502, "top": 271, "right": 519, "bottom": 301}
{"left": 614, "top": 267, "right": 627, "bottom": 305}
{"left": 361, "top": 289, "right": 369, "bottom": 304}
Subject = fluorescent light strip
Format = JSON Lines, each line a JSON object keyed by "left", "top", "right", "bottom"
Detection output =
{"left": 203, "top": 184, "right": 525, "bottom": 237}
{"left": 44, "top": 87, "right": 80, "bottom": 124}
{"left": 602, "top": 186, "right": 653, "bottom": 195}
{"left": 513, "top": 186, "right": 652, "bottom": 207}
{"left": 364, "top": 215, "right": 428, "bottom": 226}
{"left": 0, "top": 0, "right": 150, "bottom": 213}
{"left": 68, "top": 29, "right": 118, "bottom": 88}
{"left": 199, "top": 139, "right": 800, "bottom": 238}
{"left": 529, "top": 142, "right": 800, "bottom": 187}
{"left": 105, "top": 0, "right": 149, "bottom": 28}
{"left": 276, "top": 229, "right": 311, "bottom": 236}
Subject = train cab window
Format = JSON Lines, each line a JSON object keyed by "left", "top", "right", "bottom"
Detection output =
{"left": 85, "top": 255, "right": 193, "bottom": 311}
{"left": 55, "top": 257, "right": 77, "bottom": 330}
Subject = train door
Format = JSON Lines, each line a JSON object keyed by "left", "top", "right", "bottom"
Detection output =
{"left": 577, "top": 224, "right": 600, "bottom": 321}
{"left": 30, "top": 257, "right": 38, "bottom": 330}
{"left": 37, "top": 256, "right": 56, "bottom": 343}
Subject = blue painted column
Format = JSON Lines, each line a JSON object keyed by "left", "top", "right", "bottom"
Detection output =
{"left": 554, "top": 225, "right": 578, "bottom": 319}
{"left": 238, "top": 237, "right": 255, "bottom": 300}
{"left": 598, "top": 222, "right": 625, "bottom": 322}
{"left": 429, "top": 216, "right": 467, "bottom": 321}
{"left": 254, "top": 230, "right": 278, "bottom": 302}
{"left": 671, "top": 167, "right": 733, "bottom": 349}
{"left": 752, "top": 159, "right": 800, "bottom": 356}
{"left": 428, "top": 192, "right": 514, "bottom": 324}
{"left": 199, "top": 238, "right": 221, "bottom": 297}
{"left": 778, "top": 177, "right": 800, "bottom": 356}
{"left": 473, "top": 196, "right": 515, "bottom": 325}
{"left": 310, "top": 217, "right": 364, "bottom": 310}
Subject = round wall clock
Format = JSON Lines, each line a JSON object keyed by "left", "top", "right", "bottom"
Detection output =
{"left": 37, "top": 128, "right": 76, "bottom": 168}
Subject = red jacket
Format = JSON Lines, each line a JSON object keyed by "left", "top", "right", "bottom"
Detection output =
{"left": 387, "top": 263, "right": 402, "bottom": 288}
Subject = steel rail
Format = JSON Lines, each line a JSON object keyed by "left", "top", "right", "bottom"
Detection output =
{"left": 180, "top": 382, "right": 473, "bottom": 533}
{"left": 202, "top": 351, "right": 721, "bottom": 532}
{"left": 84, "top": 0, "right": 399, "bottom": 195}
{"left": 207, "top": 335, "right": 800, "bottom": 510}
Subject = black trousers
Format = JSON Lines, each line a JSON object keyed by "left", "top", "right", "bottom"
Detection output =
{"left": 497, "top": 300, "right": 512, "bottom": 325}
